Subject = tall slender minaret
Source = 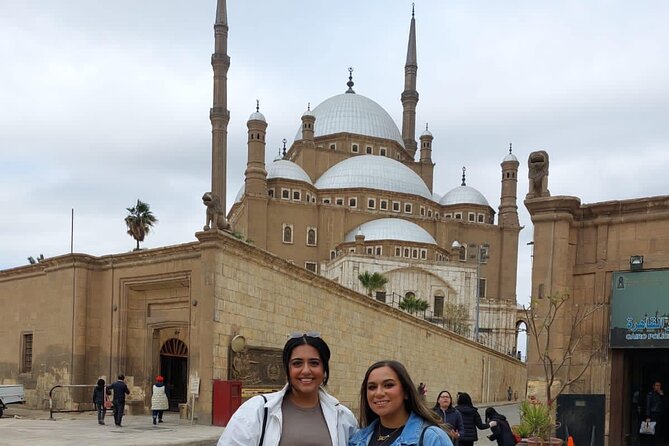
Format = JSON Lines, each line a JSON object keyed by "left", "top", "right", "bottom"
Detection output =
{"left": 210, "top": 0, "right": 230, "bottom": 212}
{"left": 499, "top": 144, "right": 520, "bottom": 227}
{"left": 401, "top": 5, "right": 419, "bottom": 159}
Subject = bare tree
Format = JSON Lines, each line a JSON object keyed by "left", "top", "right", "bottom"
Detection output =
{"left": 523, "top": 291, "right": 604, "bottom": 407}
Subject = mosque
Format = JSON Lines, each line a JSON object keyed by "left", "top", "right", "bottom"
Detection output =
{"left": 227, "top": 8, "right": 522, "bottom": 353}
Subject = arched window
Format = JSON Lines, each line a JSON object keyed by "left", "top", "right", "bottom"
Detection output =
{"left": 282, "top": 224, "right": 293, "bottom": 244}
{"left": 307, "top": 228, "right": 317, "bottom": 246}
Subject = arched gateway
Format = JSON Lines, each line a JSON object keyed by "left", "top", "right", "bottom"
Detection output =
{"left": 160, "top": 338, "right": 188, "bottom": 411}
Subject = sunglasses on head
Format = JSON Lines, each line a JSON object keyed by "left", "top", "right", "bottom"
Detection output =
{"left": 289, "top": 331, "right": 321, "bottom": 339}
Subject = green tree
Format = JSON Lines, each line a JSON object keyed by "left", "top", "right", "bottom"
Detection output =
{"left": 125, "top": 199, "right": 158, "bottom": 251}
{"left": 443, "top": 302, "right": 471, "bottom": 335}
{"left": 399, "top": 292, "right": 429, "bottom": 314}
{"left": 357, "top": 271, "right": 389, "bottom": 297}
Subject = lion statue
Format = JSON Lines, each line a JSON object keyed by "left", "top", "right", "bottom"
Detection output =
{"left": 202, "top": 192, "right": 230, "bottom": 231}
{"left": 526, "top": 150, "right": 550, "bottom": 199}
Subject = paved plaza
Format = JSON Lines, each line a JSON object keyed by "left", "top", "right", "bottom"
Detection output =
{"left": 0, "top": 401, "right": 519, "bottom": 446}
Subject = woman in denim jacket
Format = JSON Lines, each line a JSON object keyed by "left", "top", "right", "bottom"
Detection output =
{"left": 349, "top": 360, "right": 453, "bottom": 446}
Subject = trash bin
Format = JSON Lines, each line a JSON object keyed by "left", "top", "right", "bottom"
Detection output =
{"left": 179, "top": 403, "right": 189, "bottom": 420}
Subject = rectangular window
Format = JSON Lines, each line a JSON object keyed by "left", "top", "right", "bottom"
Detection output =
{"left": 395, "top": 247, "right": 401, "bottom": 257}
{"left": 330, "top": 143, "right": 336, "bottom": 151}
{"left": 468, "top": 212, "right": 476, "bottom": 222}
{"left": 412, "top": 248, "right": 419, "bottom": 259}
{"left": 349, "top": 247, "right": 356, "bottom": 253}
{"left": 368, "top": 198, "right": 376, "bottom": 209}
{"left": 427, "top": 210, "right": 433, "bottom": 217}
{"left": 293, "top": 190, "right": 301, "bottom": 201}
{"left": 282, "top": 223, "right": 294, "bottom": 244}
{"left": 480, "top": 245, "right": 489, "bottom": 264}
{"left": 375, "top": 246, "right": 382, "bottom": 255}
{"left": 478, "top": 213, "right": 485, "bottom": 223}
{"left": 21, "top": 333, "right": 33, "bottom": 373}
{"left": 420, "top": 249, "right": 427, "bottom": 259}
{"left": 335, "top": 197, "right": 344, "bottom": 206}
{"left": 305, "top": 262, "right": 317, "bottom": 273}
{"left": 434, "top": 296, "right": 444, "bottom": 318}
{"left": 392, "top": 201, "right": 401, "bottom": 212}
{"left": 366, "top": 146, "right": 373, "bottom": 154}
{"left": 380, "top": 200, "right": 388, "bottom": 210}
{"left": 268, "top": 188, "right": 275, "bottom": 198}
{"left": 366, "top": 247, "right": 374, "bottom": 255}
{"left": 322, "top": 197, "right": 331, "bottom": 204}
{"left": 454, "top": 212, "right": 462, "bottom": 220}
{"left": 351, "top": 143, "right": 359, "bottom": 153}
{"left": 420, "top": 206, "right": 426, "bottom": 216}
{"left": 478, "top": 278, "right": 487, "bottom": 298}
{"left": 380, "top": 147, "right": 387, "bottom": 156}
{"left": 404, "top": 248, "right": 410, "bottom": 258}
{"left": 404, "top": 203, "right": 412, "bottom": 214}
{"left": 349, "top": 197, "right": 357, "bottom": 208}
{"left": 459, "top": 245, "right": 467, "bottom": 261}
{"left": 281, "top": 188, "right": 290, "bottom": 199}
{"left": 306, "top": 227, "right": 317, "bottom": 246}
{"left": 375, "top": 291, "right": 387, "bottom": 303}
{"left": 444, "top": 213, "right": 452, "bottom": 219}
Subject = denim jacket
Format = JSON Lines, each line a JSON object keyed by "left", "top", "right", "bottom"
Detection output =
{"left": 348, "top": 412, "right": 453, "bottom": 446}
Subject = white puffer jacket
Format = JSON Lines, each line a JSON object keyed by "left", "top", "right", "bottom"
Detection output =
{"left": 217, "top": 384, "right": 357, "bottom": 446}
{"left": 151, "top": 384, "right": 169, "bottom": 411}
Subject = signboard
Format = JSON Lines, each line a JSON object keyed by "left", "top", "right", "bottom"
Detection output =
{"left": 610, "top": 270, "right": 669, "bottom": 348}
{"left": 189, "top": 375, "right": 200, "bottom": 396}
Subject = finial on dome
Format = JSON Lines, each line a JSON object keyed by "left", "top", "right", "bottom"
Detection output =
{"left": 509, "top": 142, "right": 513, "bottom": 154}
{"left": 412, "top": 2, "right": 415, "bottom": 18}
{"left": 282, "top": 138, "right": 287, "bottom": 157}
{"left": 307, "top": 102, "right": 311, "bottom": 111}
{"left": 426, "top": 123, "right": 429, "bottom": 131}
{"left": 256, "top": 99, "right": 260, "bottom": 112}
{"left": 346, "top": 67, "right": 355, "bottom": 94}
{"left": 461, "top": 166, "right": 467, "bottom": 186}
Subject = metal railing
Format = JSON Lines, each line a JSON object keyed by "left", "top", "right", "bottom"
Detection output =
{"left": 49, "top": 384, "right": 97, "bottom": 419}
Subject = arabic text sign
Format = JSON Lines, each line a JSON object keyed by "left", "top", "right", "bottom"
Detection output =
{"left": 610, "top": 270, "right": 669, "bottom": 348}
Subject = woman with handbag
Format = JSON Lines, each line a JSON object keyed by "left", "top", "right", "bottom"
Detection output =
{"left": 217, "top": 332, "right": 357, "bottom": 445}
{"left": 92, "top": 378, "right": 110, "bottom": 425}
{"left": 348, "top": 360, "right": 454, "bottom": 446}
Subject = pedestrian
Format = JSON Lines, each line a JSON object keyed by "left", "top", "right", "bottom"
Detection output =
{"left": 645, "top": 380, "right": 665, "bottom": 444}
{"left": 217, "top": 332, "right": 357, "bottom": 445}
{"left": 485, "top": 407, "right": 516, "bottom": 446}
{"left": 151, "top": 375, "right": 169, "bottom": 425}
{"left": 92, "top": 378, "right": 110, "bottom": 425}
{"left": 433, "top": 390, "right": 463, "bottom": 443}
{"left": 454, "top": 392, "right": 489, "bottom": 446}
{"left": 418, "top": 382, "right": 428, "bottom": 401}
{"left": 107, "top": 374, "right": 130, "bottom": 427}
{"left": 349, "top": 360, "right": 454, "bottom": 446}
{"left": 507, "top": 387, "right": 512, "bottom": 402}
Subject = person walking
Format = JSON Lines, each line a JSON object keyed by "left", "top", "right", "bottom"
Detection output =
{"left": 92, "top": 378, "right": 110, "bottom": 425}
{"left": 454, "top": 392, "right": 488, "bottom": 446}
{"left": 433, "top": 390, "right": 464, "bottom": 443}
{"left": 107, "top": 374, "right": 130, "bottom": 427}
{"left": 151, "top": 375, "right": 169, "bottom": 425}
{"left": 485, "top": 407, "right": 516, "bottom": 446}
{"left": 644, "top": 381, "right": 665, "bottom": 444}
{"left": 217, "top": 332, "right": 357, "bottom": 445}
{"left": 349, "top": 360, "right": 453, "bottom": 446}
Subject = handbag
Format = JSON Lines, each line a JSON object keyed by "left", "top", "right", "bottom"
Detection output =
{"left": 104, "top": 397, "right": 113, "bottom": 410}
{"left": 640, "top": 420, "right": 656, "bottom": 435}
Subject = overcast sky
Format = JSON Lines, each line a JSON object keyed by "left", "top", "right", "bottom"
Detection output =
{"left": 2, "top": 0, "right": 669, "bottom": 314}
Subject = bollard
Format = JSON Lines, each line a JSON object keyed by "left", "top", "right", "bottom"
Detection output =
{"left": 179, "top": 403, "right": 189, "bottom": 420}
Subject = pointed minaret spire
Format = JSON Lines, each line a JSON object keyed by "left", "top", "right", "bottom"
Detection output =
{"left": 401, "top": 4, "right": 419, "bottom": 158}
{"left": 461, "top": 166, "right": 467, "bottom": 186}
{"left": 509, "top": 142, "right": 513, "bottom": 154}
{"left": 256, "top": 99, "right": 260, "bottom": 112}
{"left": 210, "top": 0, "right": 230, "bottom": 220}
{"left": 346, "top": 67, "right": 355, "bottom": 94}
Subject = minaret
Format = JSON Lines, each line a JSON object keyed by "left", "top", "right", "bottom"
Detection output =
{"left": 244, "top": 102, "right": 268, "bottom": 248}
{"left": 401, "top": 5, "right": 419, "bottom": 159}
{"left": 210, "top": 0, "right": 230, "bottom": 213}
{"left": 499, "top": 143, "right": 520, "bottom": 227}
{"left": 419, "top": 123, "right": 432, "bottom": 163}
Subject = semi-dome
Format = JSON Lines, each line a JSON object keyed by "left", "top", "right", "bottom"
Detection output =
{"left": 344, "top": 218, "right": 437, "bottom": 245}
{"left": 248, "top": 111, "right": 266, "bottom": 122}
{"left": 234, "top": 184, "right": 245, "bottom": 203}
{"left": 315, "top": 155, "right": 432, "bottom": 199}
{"left": 294, "top": 93, "right": 404, "bottom": 147}
{"left": 267, "top": 160, "right": 312, "bottom": 184}
{"left": 440, "top": 185, "right": 490, "bottom": 207}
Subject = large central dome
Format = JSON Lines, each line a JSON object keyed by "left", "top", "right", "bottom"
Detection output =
{"left": 294, "top": 93, "right": 404, "bottom": 147}
{"left": 315, "top": 155, "right": 432, "bottom": 199}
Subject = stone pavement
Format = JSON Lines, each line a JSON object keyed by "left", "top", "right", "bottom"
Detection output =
{"left": 0, "top": 401, "right": 519, "bottom": 446}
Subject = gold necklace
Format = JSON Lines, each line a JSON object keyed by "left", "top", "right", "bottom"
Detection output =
{"left": 376, "top": 423, "right": 403, "bottom": 443}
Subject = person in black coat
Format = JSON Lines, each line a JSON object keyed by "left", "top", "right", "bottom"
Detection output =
{"left": 454, "top": 392, "right": 489, "bottom": 446}
{"left": 485, "top": 407, "right": 517, "bottom": 446}
{"left": 107, "top": 374, "right": 130, "bottom": 427}
{"left": 92, "top": 378, "right": 110, "bottom": 425}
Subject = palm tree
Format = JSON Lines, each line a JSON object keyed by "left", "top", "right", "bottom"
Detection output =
{"left": 125, "top": 199, "right": 158, "bottom": 251}
{"left": 357, "top": 271, "right": 388, "bottom": 297}
{"left": 399, "top": 292, "right": 429, "bottom": 314}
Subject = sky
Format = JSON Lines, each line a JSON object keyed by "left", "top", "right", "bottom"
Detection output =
{"left": 2, "top": 0, "right": 669, "bottom": 319}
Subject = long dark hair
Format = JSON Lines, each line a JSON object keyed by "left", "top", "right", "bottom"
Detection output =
{"left": 358, "top": 360, "right": 441, "bottom": 427}
{"left": 433, "top": 390, "right": 454, "bottom": 411}
{"left": 485, "top": 407, "right": 500, "bottom": 422}
{"left": 282, "top": 334, "right": 331, "bottom": 388}
{"left": 457, "top": 392, "right": 474, "bottom": 407}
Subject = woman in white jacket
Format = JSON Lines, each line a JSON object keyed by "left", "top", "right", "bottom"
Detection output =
{"left": 217, "top": 333, "right": 357, "bottom": 446}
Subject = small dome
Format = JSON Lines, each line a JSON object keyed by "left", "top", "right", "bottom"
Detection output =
{"left": 315, "top": 155, "right": 432, "bottom": 199}
{"left": 440, "top": 185, "right": 490, "bottom": 207}
{"left": 421, "top": 128, "right": 433, "bottom": 138}
{"left": 302, "top": 108, "right": 315, "bottom": 118}
{"left": 267, "top": 160, "right": 312, "bottom": 184}
{"left": 503, "top": 151, "right": 518, "bottom": 162}
{"left": 344, "top": 218, "right": 437, "bottom": 245}
{"left": 294, "top": 93, "right": 404, "bottom": 147}
{"left": 248, "top": 111, "right": 266, "bottom": 122}
{"left": 234, "top": 184, "right": 245, "bottom": 203}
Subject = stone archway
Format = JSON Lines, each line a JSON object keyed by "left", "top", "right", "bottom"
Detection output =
{"left": 160, "top": 338, "right": 188, "bottom": 411}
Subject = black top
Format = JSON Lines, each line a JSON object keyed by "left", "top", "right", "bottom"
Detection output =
{"left": 454, "top": 404, "right": 489, "bottom": 442}
{"left": 488, "top": 414, "right": 517, "bottom": 446}
{"left": 107, "top": 380, "right": 130, "bottom": 404}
